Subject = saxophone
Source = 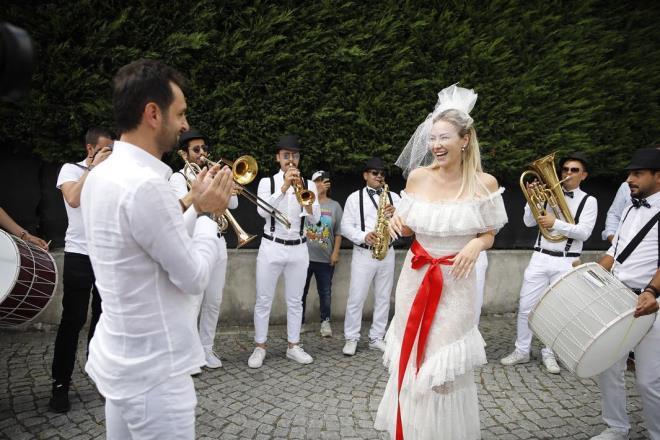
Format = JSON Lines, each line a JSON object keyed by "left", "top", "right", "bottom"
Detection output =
{"left": 371, "top": 183, "right": 391, "bottom": 260}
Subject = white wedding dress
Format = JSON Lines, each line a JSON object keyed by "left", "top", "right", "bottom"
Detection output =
{"left": 374, "top": 188, "right": 508, "bottom": 440}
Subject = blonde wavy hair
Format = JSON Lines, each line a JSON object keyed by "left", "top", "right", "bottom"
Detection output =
{"left": 430, "top": 109, "right": 489, "bottom": 199}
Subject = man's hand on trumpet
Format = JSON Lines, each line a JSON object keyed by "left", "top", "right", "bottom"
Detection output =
{"left": 191, "top": 165, "right": 234, "bottom": 216}
{"left": 281, "top": 163, "right": 300, "bottom": 194}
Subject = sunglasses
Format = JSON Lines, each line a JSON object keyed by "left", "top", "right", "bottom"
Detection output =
{"left": 191, "top": 145, "right": 210, "bottom": 154}
{"left": 562, "top": 166, "right": 582, "bottom": 173}
{"left": 369, "top": 170, "right": 385, "bottom": 177}
{"left": 281, "top": 152, "right": 300, "bottom": 160}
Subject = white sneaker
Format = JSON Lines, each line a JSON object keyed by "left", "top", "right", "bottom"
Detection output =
{"left": 248, "top": 347, "right": 266, "bottom": 368}
{"left": 500, "top": 350, "right": 530, "bottom": 366}
{"left": 204, "top": 350, "right": 223, "bottom": 369}
{"left": 320, "top": 320, "right": 332, "bottom": 337}
{"left": 369, "top": 338, "right": 386, "bottom": 352}
{"left": 286, "top": 345, "right": 313, "bottom": 364}
{"left": 590, "top": 427, "right": 629, "bottom": 440}
{"left": 542, "top": 353, "right": 561, "bottom": 374}
{"left": 342, "top": 340, "right": 358, "bottom": 356}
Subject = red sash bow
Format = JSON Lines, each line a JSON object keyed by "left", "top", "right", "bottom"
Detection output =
{"left": 396, "top": 239, "right": 455, "bottom": 440}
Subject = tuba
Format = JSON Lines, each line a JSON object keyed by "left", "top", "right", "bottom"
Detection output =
{"left": 177, "top": 152, "right": 257, "bottom": 248}
{"left": 519, "top": 152, "right": 574, "bottom": 242}
{"left": 372, "top": 184, "right": 391, "bottom": 260}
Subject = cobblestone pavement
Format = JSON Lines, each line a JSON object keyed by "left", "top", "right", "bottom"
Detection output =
{"left": 0, "top": 314, "right": 647, "bottom": 440}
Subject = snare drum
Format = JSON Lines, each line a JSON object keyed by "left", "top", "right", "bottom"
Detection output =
{"left": 0, "top": 230, "right": 58, "bottom": 327}
{"left": 529, "top": 262, "right": 656, "bottom": 378}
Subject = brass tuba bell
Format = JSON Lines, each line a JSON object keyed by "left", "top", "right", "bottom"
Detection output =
{"left": 519, "top": 152, "right": 574, "bottom": 242}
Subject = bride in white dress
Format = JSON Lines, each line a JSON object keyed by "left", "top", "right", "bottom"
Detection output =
{"left": 374, "top": 85, "right": 508, "bottom": 440}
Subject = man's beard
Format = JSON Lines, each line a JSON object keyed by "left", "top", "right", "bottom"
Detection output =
{"left": 156, "top": 127, "right": 178, "bottom": 153}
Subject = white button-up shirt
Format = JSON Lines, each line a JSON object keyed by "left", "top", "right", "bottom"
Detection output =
{"left": 341, "top": 186, "right": 401, "bottom": 246}
{"left": 607, "top": 191, "right": 660, "bottom": 290}
{"left": 602, "top": 181, "right": 632, "bottom": 240}
{"left": 80, "top": 141, "right": 220, "bottom": 400}
{"left": 523, "top": 186, "right": 598, "bottom": 254}
{"left": 257, "top": 169, "right": 320, "bottom": 239}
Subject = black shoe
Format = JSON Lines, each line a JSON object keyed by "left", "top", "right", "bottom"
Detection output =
{"left": 48, "top": 382, "right": 70, "bottom": 413}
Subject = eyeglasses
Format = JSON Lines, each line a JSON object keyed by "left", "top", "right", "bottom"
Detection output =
{"left": 369, "top": 170, "right": 385, "bottom": 177}
{"left": 191, "top": 145, "right": 210, "bottom": 154}
{"left": 281, "top": 152, "right": 300, "bottom": 160}
{"left": 562, "top": 166, "right": 582, "bottom": 173}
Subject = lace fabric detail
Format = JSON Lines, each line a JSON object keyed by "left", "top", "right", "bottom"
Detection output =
{"left": 397, "top": 187, "right": 508, "bottom": 238}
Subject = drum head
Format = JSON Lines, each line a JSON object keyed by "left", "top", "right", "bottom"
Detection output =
{"left": 0, "top": 231, "right": 20, "bottom": 302}
{"left": 576, "top": 310, "right": 656, "bottom": 378}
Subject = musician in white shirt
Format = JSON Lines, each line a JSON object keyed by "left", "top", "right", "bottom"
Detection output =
{"left": 248, "top": 134, "right": 320, "bottom": 368}
{"left": 592, "top": 148, "right": 660, "bottom": 440}
{"left": 169, "top": 128, "right": 239, "bottom": 369}
{"left": 341, "top": 157, "right": 400, "bottom": 356}
{"left": 501, "top": 152, "right": 598, "bottom": 374}
{"left": 81, "top": 59, "right": 233, "bottom": 440}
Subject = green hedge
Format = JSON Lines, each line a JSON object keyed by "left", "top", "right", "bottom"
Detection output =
{"left": 2, "top": 0, "right": 659, "bottom": 178}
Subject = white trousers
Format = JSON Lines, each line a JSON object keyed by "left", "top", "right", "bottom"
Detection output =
{"left": 474, "top": 251, "right": 488, "bottom": 326}
{"left": 197, "top": 237, "right": 227, "bottom": 350}
{"left": 254, "top": 238, "right": 309, "bottom": 344}
{"left": 344, "top": 246, "right": 395, "bottom": 341}
{"left": 105, "top": 374, "right": 196, "bottom": 440}
{"left": 597, "top": 320, "right": 660, "bottom": 439}
{"left": 514, "top": 251, "right": 574, "bottom": 356}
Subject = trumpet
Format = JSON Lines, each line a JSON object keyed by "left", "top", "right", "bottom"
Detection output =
{"left": 177, "top": 152, "right": 257, "bottom": 248}
{"left": 287, "top": 161, "right": 315, "bottom": 206}
{"left": 200, "top": 156, "right": 292, "bottom": 229}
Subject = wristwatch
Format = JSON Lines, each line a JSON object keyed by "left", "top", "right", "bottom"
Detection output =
{"left": 197, "top": 212, "right": 216, "bottom": 221}
{"left": 642, "top": 284, "right": 660, "bottom": 299}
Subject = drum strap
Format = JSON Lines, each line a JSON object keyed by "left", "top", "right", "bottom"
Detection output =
{"left": 563, "top": 194, "right": 591, "bottom": 253}
{"left": 270, "top": 175, "right": 305, "bottom": 236}
{"left": 614, "top": 209, "right": 660, "bottom": 265}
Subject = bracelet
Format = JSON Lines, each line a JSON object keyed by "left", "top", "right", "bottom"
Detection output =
{"left": 643, "top": 284, "right": 660, "bottom": 299}
{"left": 19, "top": 231, "right": 27, "bottom": 240}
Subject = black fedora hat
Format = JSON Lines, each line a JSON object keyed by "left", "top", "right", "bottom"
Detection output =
{"left": 559, "top": 151, "right": 589, "bottom": 172}
{"left": 363, "top": 157, "right": 385, "bottom": 171}
{"left": 625, "top": 148, "right": 660, "bottom": 171}
{"left": 275, "top": 134, "right": 302, "bottom": 152}
{"left": 178, "top": 128, "right": 208, "bottom": 150}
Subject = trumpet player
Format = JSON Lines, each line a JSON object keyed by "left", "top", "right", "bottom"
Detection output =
{"left": 169, "top": 128, "right": 239, "bottom": 369}
{"left": 341, "top": 157, "right": 400, "bottom": 356}
{"left": 248, "top": 134, "right": 320, "bottom": 368}
{"left": 501, "top": 152, "right": 597, "bottom": 374}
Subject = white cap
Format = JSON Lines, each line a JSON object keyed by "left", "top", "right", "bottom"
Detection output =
{"left": 311, "top": 170, "right": 326, "bottom": 181}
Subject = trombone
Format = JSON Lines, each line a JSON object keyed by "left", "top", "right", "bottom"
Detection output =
{"left": 177, "top": 151, "right": 257, "bottom": 248}
{"left": 200, "top": 156, "right": 292, "bottom": 229}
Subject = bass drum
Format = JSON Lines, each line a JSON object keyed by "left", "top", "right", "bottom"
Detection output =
{"left": 529, "top": 262, "right": 656, "bottom": 378}
{"left": 0, "top": 230, "right": 58, "bottom": 327}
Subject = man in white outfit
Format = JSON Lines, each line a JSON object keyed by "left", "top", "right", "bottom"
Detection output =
{"left": 342, "top": 157, "right": 400, "bottom": 356}
{"left": 81, "top": 59, "right": 234, "bottom": 439}
{"left": 169, "top": 128, "right": 239, "bottom": 369}
{"left": 591, "top": 147, "right": 660, "bottom": 440}
{"left": 248, "top": 134, "right": 321, "bottom": 368}
{"left": 501, "top": 152, "right": 598, "bottom": 374}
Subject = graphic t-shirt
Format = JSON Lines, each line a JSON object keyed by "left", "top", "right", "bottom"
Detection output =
{"left": 305, "top": 199, "right": 343, "bottom": 263}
